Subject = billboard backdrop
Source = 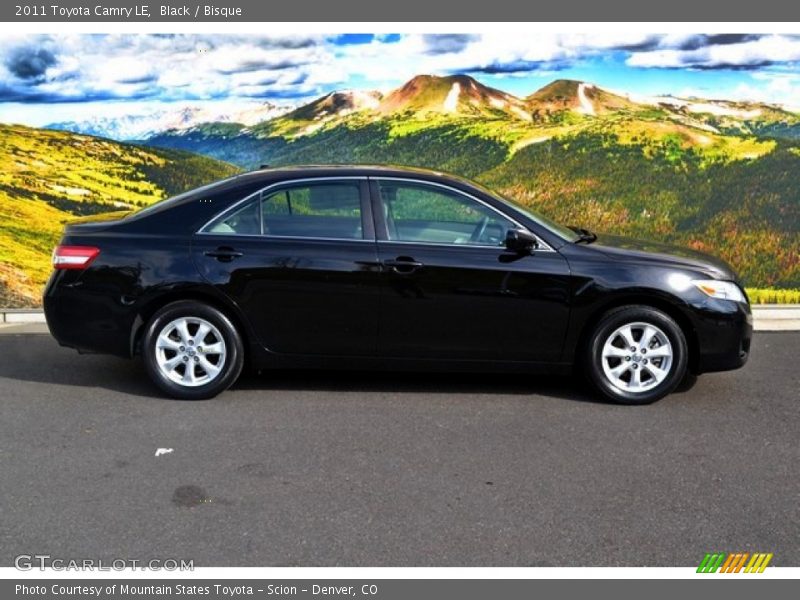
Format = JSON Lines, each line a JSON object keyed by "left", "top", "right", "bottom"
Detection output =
{"left": 1, "top": 33, "right": 799, "bottom": 306}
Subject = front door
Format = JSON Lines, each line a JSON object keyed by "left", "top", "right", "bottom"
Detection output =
{"left": 192, "top": 178, "right": 380, "bottom": 356}
{"left": 372, "top": 178, "right": 571, "bottom": 362}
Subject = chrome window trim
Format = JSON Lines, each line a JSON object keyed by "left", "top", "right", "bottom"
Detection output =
{"left": 377, "top": 239, "right": 527, "bottom": 251}
{"left": 197, "top": 176, "right": 370, "bottom": 240}
{"left": 195, "top": 232, "right": 375, "bottom": 244}
{"left": 373, "top": 176, "right": 555, "bottom": 252}
{"left": 196, "top": 173, "right": 555, "bottom": 252}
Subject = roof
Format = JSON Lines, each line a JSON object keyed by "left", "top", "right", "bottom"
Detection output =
{"left": 251, "top": 163, "right": 458, "bottom": 179}
{"left": 230, "top": 164, "right": 485, "bottom": 194}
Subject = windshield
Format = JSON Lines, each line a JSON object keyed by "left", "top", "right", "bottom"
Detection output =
{"left": 477, "top": 185, "right": 580, "bottom": 242}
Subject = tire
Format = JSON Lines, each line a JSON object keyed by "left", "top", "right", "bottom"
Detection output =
{"left": 142, "top": 300, "right": 244, "bottom": 400}
{"left": 584, "top": 305, "right": 688, "bottom": 405}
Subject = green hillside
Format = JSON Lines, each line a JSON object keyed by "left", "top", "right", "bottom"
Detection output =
{"left": 480, "top": 133, "right": 799, "bottom": 289}
{"left": 0, "top": 123, "right": 239, "bottom": 306}
{"left": 147, "top": 76, "right": 800, "bottom": 291}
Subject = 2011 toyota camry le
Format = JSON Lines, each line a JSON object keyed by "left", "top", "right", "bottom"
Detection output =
{"left": 43, "top": 165, "right": 752, "bottom": 404}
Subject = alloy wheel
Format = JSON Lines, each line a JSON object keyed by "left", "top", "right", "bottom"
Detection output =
{"left": 154, "top": 317, "right": 227, "bottom": 387}
{"left": 600, "top": 321, "right": 674, "bottom": 393}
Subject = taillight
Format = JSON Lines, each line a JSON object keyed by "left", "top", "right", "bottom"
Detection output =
{"left": 52, "top": 245, "right": 100, "bottom": 270}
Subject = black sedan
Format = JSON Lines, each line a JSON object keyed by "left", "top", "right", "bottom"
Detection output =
{"left": 44, "top": 165, "right": 751, "bottom": 404}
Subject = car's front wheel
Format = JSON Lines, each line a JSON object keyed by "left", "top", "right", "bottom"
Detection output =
{"left": 585, "top": 305, "right": 688, "bottom": 405}
{"left": 142, "top": 300, "right": 244, "bottom": 400}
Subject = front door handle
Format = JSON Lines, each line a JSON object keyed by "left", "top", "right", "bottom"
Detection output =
{"left": 204, "top": 247, "right": 244, "bottom": 262}
{"left": 383, "top": 257, "right": 424, "bottom": 274}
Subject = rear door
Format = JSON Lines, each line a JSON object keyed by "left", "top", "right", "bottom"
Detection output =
{"left": 192, "top": 177, "right": 381, "bottom": 356}
{"left": 371, "top": 178, "right": 571, "bottom": 362}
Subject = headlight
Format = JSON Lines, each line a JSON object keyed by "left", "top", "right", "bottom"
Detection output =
{"left": 692, "top": 279, "right": 746, "bottom": 303}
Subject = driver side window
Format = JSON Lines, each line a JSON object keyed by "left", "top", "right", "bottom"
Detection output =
{"left": 377, "top": 181, "right": 514, "bottom": 246}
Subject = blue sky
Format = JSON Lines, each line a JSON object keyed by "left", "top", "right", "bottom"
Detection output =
{"left": 1, "top": 33, "right": 800, "bottom": 126}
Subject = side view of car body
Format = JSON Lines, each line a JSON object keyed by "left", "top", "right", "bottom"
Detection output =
{"left": 44, "top": 165, "right": 752, "bottom": 404}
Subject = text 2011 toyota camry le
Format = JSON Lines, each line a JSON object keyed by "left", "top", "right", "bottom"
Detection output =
{"left": 44, "top": 165, "right": 752, "bottom": 404}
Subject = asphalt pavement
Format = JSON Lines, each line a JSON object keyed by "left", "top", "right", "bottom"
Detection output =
{"left": 0, "top": 331, "right": 797, "bottom": 567}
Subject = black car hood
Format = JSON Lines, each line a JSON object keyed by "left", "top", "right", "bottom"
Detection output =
{"left": 588, "top": 234, "right": 738, "bottom": 281}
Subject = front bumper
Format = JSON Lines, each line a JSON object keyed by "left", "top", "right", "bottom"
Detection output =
{"left": 690, "top": 298, "right": 752, "bottom": 374}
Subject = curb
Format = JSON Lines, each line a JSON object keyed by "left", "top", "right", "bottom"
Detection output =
{"left": 2, "top": 306, "right": 799, "bottom": 331}
{"left": 753, "top": 304, "right": 800, "bottom": 331}
{"left": 1, "top": 309, "right": 47, "bottom": 324}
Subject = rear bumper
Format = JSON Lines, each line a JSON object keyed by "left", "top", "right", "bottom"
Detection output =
{"left": 43, "top": 271, "right": 135, "bottom": 357}
{"left": 691, "top": 299, "right": 752, "bottom": 374}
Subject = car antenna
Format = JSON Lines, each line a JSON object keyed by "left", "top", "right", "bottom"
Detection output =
{"left": 259, "top": 164, "right": 270, "bottom": 169}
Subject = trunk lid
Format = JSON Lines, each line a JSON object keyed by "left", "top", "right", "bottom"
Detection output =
{"left": 64, "top": 210, "right": 133, "bottom": 233}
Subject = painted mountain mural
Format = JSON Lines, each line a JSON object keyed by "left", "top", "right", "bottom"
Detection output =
{"left": 2, "top": 74, "right": 799, "bottom": 306}
{"left": 145, "top": 75, "right": 800, "bottom": 295}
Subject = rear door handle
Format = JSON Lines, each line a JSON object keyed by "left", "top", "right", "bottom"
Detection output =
{"left": 383, "top": 257, "right": 424, "bottom": 274}
{"left": 204, "top": 247, "right": 244, "bottom": 262}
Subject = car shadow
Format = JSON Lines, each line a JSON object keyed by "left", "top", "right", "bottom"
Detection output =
{"left": 0, "top": 333, "right": 163, "bottom": 399}
{"left": 0, "top": 333, "right": 698, "bottom": 404}
{"left": 0, "top": 333, "right": 616, "bottom": 404}
{"left": 232, "top": 369, "right": 607, "bottom": 404}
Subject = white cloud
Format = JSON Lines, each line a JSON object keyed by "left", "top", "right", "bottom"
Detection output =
{"left": 732, "top": 74, "right": 800, "bottom": 110}
{"left": 627, "top": 35, "right": 800, "bottom": 69}
{"left": 0, "top": 34, "right": 341, "bottom": 103}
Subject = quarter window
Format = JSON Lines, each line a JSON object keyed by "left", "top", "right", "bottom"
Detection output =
{"left": 207, "top": 197, "right": 261, "bottom": 235}
{"left": 206, "top": 182, "right": 364, "bottom": 240}
{"left": 377, "top": 181, "right": 514, "bottom": 246}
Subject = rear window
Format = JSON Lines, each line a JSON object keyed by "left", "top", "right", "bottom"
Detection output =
{"left": 126, "top": 177, "right": 238, "bottom": 220}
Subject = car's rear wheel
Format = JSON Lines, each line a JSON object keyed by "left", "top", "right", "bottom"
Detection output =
{"left": 142, "top": 301, "right": 244, "bottom": 399}
{"left": 585, "top": 305, "right": 688, "bottom": 405}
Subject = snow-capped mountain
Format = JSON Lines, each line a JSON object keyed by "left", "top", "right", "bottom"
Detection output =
{"left": 46, "top": 101, "right": 294, "bottom": 141}
{"left": 377, "top": 74, "right": 527, "bottom": 119}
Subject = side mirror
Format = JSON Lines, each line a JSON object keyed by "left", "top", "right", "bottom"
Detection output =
{"left": 505, "top": 229, "right": 538, "bottom": 254}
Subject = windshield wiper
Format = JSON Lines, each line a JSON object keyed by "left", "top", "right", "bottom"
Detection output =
{"left": 569, "top": 226, "right": 597, "bottom": 244}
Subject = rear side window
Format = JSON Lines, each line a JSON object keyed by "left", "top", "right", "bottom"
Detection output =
{"left": 205, "top": 182, "right": 364, "bottom": 240}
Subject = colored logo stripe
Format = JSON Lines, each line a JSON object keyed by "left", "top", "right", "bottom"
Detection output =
{"left": 697, "top": 553, "right": 726, "bottom": 573}
{"left": 733, "top": 553, "right": 749, "bottom": 573}
{"left": 697, "top": 552, "right": 773, "bottom": 573}
{"left": 720, "top": 553, "right": 750, "bottom": 573}
{"left": 720, "top": 553, "right": 736, "bottom": 573}
{"left": 745, "top": 553, "right": 773, "bottom": 573}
